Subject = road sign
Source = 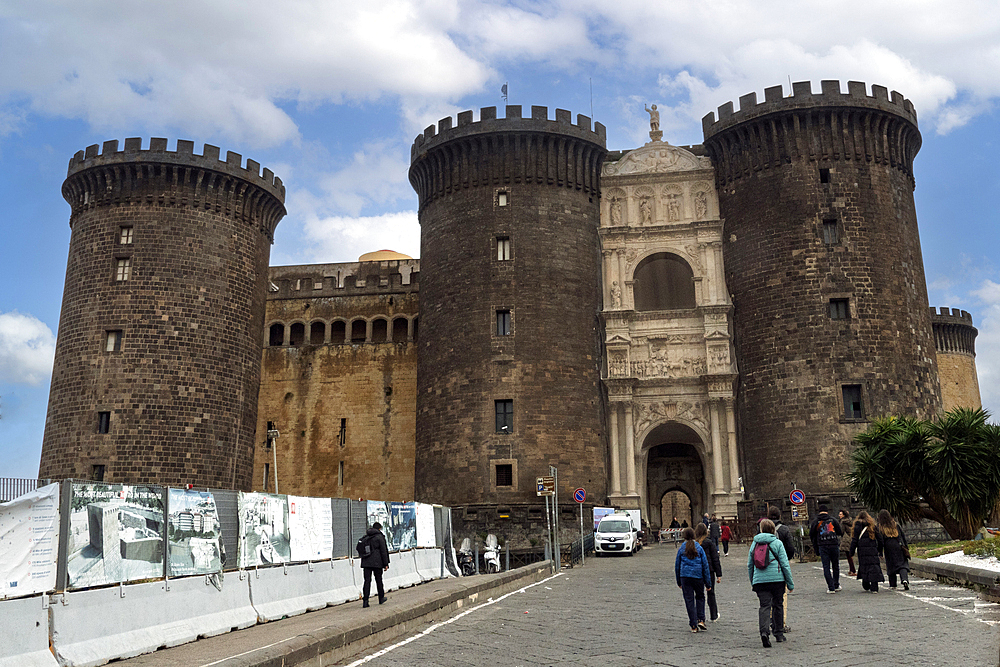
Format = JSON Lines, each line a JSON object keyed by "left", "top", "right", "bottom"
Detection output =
{"left": 789, "top": 489, "right": 805, "bottom": 505}
{"left": 574, "top": 488, "right": 586, "bottom": 503}
{"left": 536, "top": 476, "right": 555, "bottom": 496}
{"left": 791, "top": 505, "right": 801, "bottom": 521}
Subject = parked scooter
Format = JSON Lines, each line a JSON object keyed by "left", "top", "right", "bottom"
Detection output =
{"left": 483, "top": 534, "right": 501, "bottom": 573}
{"left": 457, "top": 537, "right": 476, "bottom": 576}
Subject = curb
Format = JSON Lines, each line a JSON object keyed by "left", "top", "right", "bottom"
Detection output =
{"left": 909, "top": 557, "right": 1000, "bottom": 590}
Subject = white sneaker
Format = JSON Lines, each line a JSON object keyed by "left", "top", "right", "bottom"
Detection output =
{"left": 712, "top": 613, "right": 720, "bottom": 622}
{"left": 826, "top": 589, "right": 837, "bottom": 594}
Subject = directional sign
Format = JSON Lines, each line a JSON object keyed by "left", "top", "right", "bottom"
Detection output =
{"left": 574, "top": 488, "right": 586, "bottom": 503}
{"left": 789, "top": 489, "right": 805, "bottom": 505}
{"left": 536, "top": 476, "right": 555, "bottom": 496}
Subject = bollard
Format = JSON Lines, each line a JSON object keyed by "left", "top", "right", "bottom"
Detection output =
{"left": 505, "top": 542, "right": 509, "bottom": 572}
{"left": 474, "top": 542, "right": 479, "bottom": 575}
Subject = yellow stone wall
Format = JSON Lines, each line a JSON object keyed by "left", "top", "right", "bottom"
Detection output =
{"left": 936, "top": 352, "right": 982, "bottom": 412}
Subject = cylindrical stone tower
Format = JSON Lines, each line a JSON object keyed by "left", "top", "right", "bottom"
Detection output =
{"left": 702, "top": 81, "right": 942, "bottom": 499}
{"left": 931, "top": 306, "right": 981, "bottom": 411}
{"left": 408, "top": 106, "right": 608, "bottom": 512}
{"left": 39, "top": 138, "right": 286, "bottom": 489}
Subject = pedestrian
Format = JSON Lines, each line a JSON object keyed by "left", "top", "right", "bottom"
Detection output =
{"left": 748, "top": 518, "right": 794, "bottom": 647}
{"left": 839, "top": 509, "right": 857, "bottom": 576}
{"left": 694, "top": 523, "right": 722, "bottom": 622}
{"left": 809, "top": 504, "right": 844, "bottom": 593}
{"left": 702, "top": 513, "right": 711, "bottom": 527}
{"left": 709, "top": 514, "right": 721, "bottom": 546}
{"left": 720, "top": 522, "right": 732, "bottom": 556}
{"left": 675, "top": 526, "right": 713, "bottom": 633}
{"left": 670, "top": 516, "right": 681, "bottom": 529}
{"left": 360, "top": 521, "right": 390, "bottom": 607}
{"left": 681, "top": 519, "right": 689, "bottom": 528}
{"left": 877, "top": 510, "right": 909, "bottom": 590}
{"left": 850, "top": 510, "right": 884, "bottom": 593}
{"left": 768, "top": 507, "right": 795, "bottom": 633}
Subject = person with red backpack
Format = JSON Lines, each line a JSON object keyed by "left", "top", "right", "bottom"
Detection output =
{"left": 747, "top": 518, "right": 794, "bottom": 647}
{"left": 809, "top": 504, "right": 844, "bottom": 593}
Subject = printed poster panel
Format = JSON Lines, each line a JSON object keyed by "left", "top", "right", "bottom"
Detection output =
{"left": 593, "top": 507, "right": 616, "bottom": 531}
{"left": 167, "top": 488, "right": 222, "bottom": 577}
{"left": 390, "top": 502, "right": 417, "bottom": 551}
{"left": 238, "top": 492, "right": 290, "bottom": 568}
{"left": 366, "top": 500, "right": 393, "bottom": 552}
{"left": 67, "top": 483, "right": 165, "bottom": 589}
{"left": 288, "top": 496, "right": 333, "bottom": 561}
{"left": 415, "top": 503, "right": 436, "bottom": 548}
{"left": 0, "top": 483, "right": 59, "bottom": 599}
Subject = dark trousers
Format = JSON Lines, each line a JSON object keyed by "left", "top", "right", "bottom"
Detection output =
{"left": 818, "top": 544, "right": 840, "bottom": 591}
{"left": 721, "top": 539, "right": 729, "bottom": 554}
{"left": 706, "top": 581, "right": 718, "bottom": 620}
{"left": 862, "top": 577, "right": 880, "bottom": 592}
{"left": 753, "top": 581, "right": 786, "bottom": 637}
{"left": 680, "top": 577, "right": 706, "bottom": 628}
{"left": 847, "top": 553, "right": 856, "bottom": 573}
{"left": 888, "top": 568, "right": 909, "bottom": 588}
{"left": 363, "top": 567, "right": 384, "bottom": 603}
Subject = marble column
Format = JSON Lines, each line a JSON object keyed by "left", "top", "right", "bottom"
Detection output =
{"left": 624, "top": 403, "right": 637, "bottom": 495}
{"left": 609, "top": 405, "right": 621, "bottom": 495}
{"left": 710, "top": 400, "right": 725, "bottom": 494}
{"left": 725, "top": 397, "right": 739, "bottom": 491}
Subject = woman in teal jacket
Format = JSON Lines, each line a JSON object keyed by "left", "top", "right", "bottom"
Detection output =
{"left": 675, "top": 527, "right": 713, "bottom": 632}
{"left": 747, "top": 518, "right": 794, "bottom": 647}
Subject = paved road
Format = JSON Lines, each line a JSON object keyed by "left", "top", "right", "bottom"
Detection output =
{"left": 344, "top": 543, "right": 999, "bottom": 666}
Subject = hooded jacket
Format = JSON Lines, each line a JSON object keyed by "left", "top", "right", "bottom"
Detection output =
{"left": 360, "top": 526, "right": 390, "bottom": 569}
{"left": 747, "top": 532, "right": 794, "bottom": 590}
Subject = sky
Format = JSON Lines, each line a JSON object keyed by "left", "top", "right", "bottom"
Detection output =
{"left": 1, "top": 1, "right": 999, "bottom": 479}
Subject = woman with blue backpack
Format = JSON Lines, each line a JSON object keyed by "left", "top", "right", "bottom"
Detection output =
{"left": 675, "top": 526, "right": 713, "bottom": 633}
{"left": 747, "top": 518, "right": 794, "bottom": 648}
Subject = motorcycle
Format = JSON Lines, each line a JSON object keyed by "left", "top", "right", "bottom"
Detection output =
{"left": 483, "top": 534, "right": 501, "bottom": 573}
{"left": 457, "top": 537, "right": 476, "bottom": 576}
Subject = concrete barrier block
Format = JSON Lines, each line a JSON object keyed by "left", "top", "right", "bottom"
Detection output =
{"left": 382, "top": 550, "right": 422, "bottom": 591}
{"left": 0, "top": 595, "right": 57, "bottom": 667}
{"left": 249, "top": 561, "right": 359, "bottom": 622}
{"left": 50, "top": 575, "right": 256, "bottom": 666}
{"left": 413, "top": 548, "right": 449, "bottom": 581}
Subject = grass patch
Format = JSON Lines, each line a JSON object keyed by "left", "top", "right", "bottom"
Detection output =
{"left": 909, "top": 541, "right": 967, "bottom": 559}
{"left": 964, "top": 537, "right": 1000, "bottom": 559}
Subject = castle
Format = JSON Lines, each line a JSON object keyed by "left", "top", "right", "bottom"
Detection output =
{"left": 38, "top": 81, "right": 981, "bottom": 538}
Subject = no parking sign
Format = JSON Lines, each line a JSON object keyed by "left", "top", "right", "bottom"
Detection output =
{"left": 574, "top": 488, "right": 586, "bottom": 503}
{"left": 789, "top": 489, "right": 805, "bottom": 505}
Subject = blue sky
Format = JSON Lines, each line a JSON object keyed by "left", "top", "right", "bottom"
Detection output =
{"left": 2, "top": 1, "right": 999, "bottom": 478}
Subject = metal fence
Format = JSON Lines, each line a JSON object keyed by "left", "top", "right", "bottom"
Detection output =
{"left": 0, "top": 478, "right": 40, "bottom": 502}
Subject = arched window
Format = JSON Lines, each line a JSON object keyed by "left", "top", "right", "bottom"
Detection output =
{"left": 289, "top": 322, "right": 305, "bottom": 346}
{"left": 310, "top": 321, "right": 325, "bottom": 345}
{"left": 330, "top": 321, "right": 346, "bottom": 344}
{"left": 350, "top": 319, "right": 367, "bottom": 343}
{"left": 268, "top": 323, "right": 284, "bottom": 346}
{"left": 632, "top": 253, "right": 696, "bottom": 311}
{"left": 371, "top": 318, "right": 388, "bottom": 343}
{"left": 392, "top": 317, "right": 408, "bottom": 342}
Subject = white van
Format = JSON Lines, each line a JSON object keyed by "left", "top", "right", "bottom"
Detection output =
{"left": 594, "top": 512, "right": 639, "bottom": 556}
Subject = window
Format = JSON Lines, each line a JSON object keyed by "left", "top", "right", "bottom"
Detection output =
{"left": 823, "top": 220, "right": 839, "bottom": 245}
{"left": 119, "top": 227, "right": 133, "bottom": 245}
{"left": 497, "top": 190, "right": 509, "bottom": 207}
{"left": 91, "top": 464, "right": 105, "bottom": 482}
{"left": 310, "top": 321, "right": 325, "bottom": 345}
{"left": 819, "top": 168, "right": 831, "bottom": 183}
{"left": 289, "top": 322, "right": 305, "bottom": 346}
{"left": 338, "top": 418, "right": 347, "bottom": 446}
{"left": 115, "top": 257, "right": 131, "bottom": 282}
{"left": 338, "top": 461, "right": 344, "bottom": 486}
{"left": 350, "top": 319, "right": 367, "bottom": 343}
{"left": 496, "top": 309, "right": 511, "bottom": 336}
{"left": 495, "top": 464, "right": 513, "bottom": 487}
{"left": 495, "top": 400, "right": 513, "bottom": 433}
{"left": 633, "top": 253, "right": 696, "bottom": 310}
{"left": 105, "top": 330, "right": 122, "bottom": 352}
{"left": 268, "top": 323, "right": 284, "bottom": 346}
{"left": 829, "top": 298, "right": 849, "bottom": 320}
{"left": 497, "top": 236, "right": 511, "bottom": 261}
{"left": 843, "top": 385, "right": 864, "bottom": 420}
{"left": 97, "top": 411, "right": 111, "bottom": 434}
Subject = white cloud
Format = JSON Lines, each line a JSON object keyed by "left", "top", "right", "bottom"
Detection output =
{"left": 300, "top": 211, "right": 420, "bottom": 265}
{"left": 969, "top": 280, "right": 1000, "bottom": 419}
{"left": 0, "top": 312, "right": 55, "bottom": 386}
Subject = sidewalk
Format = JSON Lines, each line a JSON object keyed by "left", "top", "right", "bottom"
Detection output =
{"left": 115, "top": 561, "right": 552, "bottom": 667}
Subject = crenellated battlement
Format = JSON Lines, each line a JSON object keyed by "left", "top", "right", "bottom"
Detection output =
{"left": 67, "top": 138, "right": 285, "bottom": 202}
{"left": 410, "top": 105, "right": 605, "bottom": 161}
{"left": 702, "top": 80, "right": 917, "bottom": 135}
{"left": 931, "top": 307, "right": 978, "bottom": 357}
{"left": 930, "top": 306, "right": 974, "bottom": 324}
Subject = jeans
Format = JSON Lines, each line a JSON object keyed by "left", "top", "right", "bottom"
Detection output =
{"left": 818, "top": 544, "right": 840, "bottom": 591}
{"left": 753, "top": 581, "right": 786, "bottom": 637}
{"left": 680, "top": 577, "right": 706, "bottom": 628}
{"left": 888, "top": 568, "right": 909, "bottom": 588}
{"left": 363, "top": 567, "right": 385, "bottom": 603}
{"left": 721, "top": 540, "right": 729, "bottom": 555}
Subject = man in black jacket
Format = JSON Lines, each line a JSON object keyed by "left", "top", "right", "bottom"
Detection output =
{"left": 809, "top": 505, "right": 844, "bottom": 593}
{"left": 361, "top": 522, "right": 390, "bottom": 607}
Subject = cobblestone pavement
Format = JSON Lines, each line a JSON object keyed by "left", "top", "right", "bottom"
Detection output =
{"left": 344, "top": 543, "right": 999, "bottom": 666}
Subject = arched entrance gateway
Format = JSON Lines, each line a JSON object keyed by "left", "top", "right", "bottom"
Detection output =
{"left": 644, "top": 423, "right": 707, "bottom": 529}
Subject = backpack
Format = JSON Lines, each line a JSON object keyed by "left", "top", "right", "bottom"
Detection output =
{"left": 356, "top": 533, "right": 373, "bottom": 558}
{"left": 752, "top": 541, "right": 774, "bottom": 569}
{"left": 776, "top": 522, "right": 796, "bottom": 558}
{"left": 817, "top": 518, "right": 839, "bottom": 545}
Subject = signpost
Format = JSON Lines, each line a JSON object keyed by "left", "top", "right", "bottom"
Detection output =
{"left": 537, "top": 475, "right": 556, "bottom": 571}
{"left": 789, "top": 489, "right": 805, "bottom": 505}
{"left": 574, "top": 488, "right": 586, "bottom": 565}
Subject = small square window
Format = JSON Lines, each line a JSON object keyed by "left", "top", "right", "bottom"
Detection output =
{"left": 495, "top": 464, "right": 513, "bottom": 487}
{"left": 91, "top": 464, "right": 106, "bottom": 482}
{"left": 105, "top": 330, "right": 122, "bottom": 352}
{"left": 495, "top": 399, "right": 513, "bottom": 433}
{"left": 497, "top": 190, "right": 509, "bottom": 206}
{"left": 115, "top": 257, "right": 131, "bottom": 282}
{"left": 819, "top": 168, "right": 831, "bottom": 183}
{"left": 496, "top": 309, "right": 511, "bottom": 336}
{"left": 97, "top": 411, "right": 111, "bottom": 434}
{"left": 842, "top": 385, "right": 864, "bottom": 420}
{"left": 497, "top": 236, "right": 511, "bottom": 261}
{"left": 823, "top": 220, "right": 839, "bottom": 245}
{"left": 119, "top": 227, "right": 133, "bottom": 245}
{"left": 829, "top": 298, "right": 849, "bottom": 320}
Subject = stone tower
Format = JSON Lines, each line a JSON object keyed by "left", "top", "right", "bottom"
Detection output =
{"left": 408, "top": 106, "right": 608, "bottom": 512}
{"left": 39, "top": 138, "right": 286, "bottom": 489}
{"left": 931, "top": 307, "right": 981, "bottom": 411}
{"left": 702, "top": 81, "right": 941, "bottom": 500}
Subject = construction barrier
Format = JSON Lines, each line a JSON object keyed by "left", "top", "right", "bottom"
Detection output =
{"left": 0, "top": 595, "right": 57, "bottom": 667}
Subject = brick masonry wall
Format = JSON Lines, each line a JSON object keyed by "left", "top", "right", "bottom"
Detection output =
{"left": 39, "top": 148, "right": 284, "bottom": 489}
{"left": 705, "top": 97, "right": 941, "bottom": 500}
